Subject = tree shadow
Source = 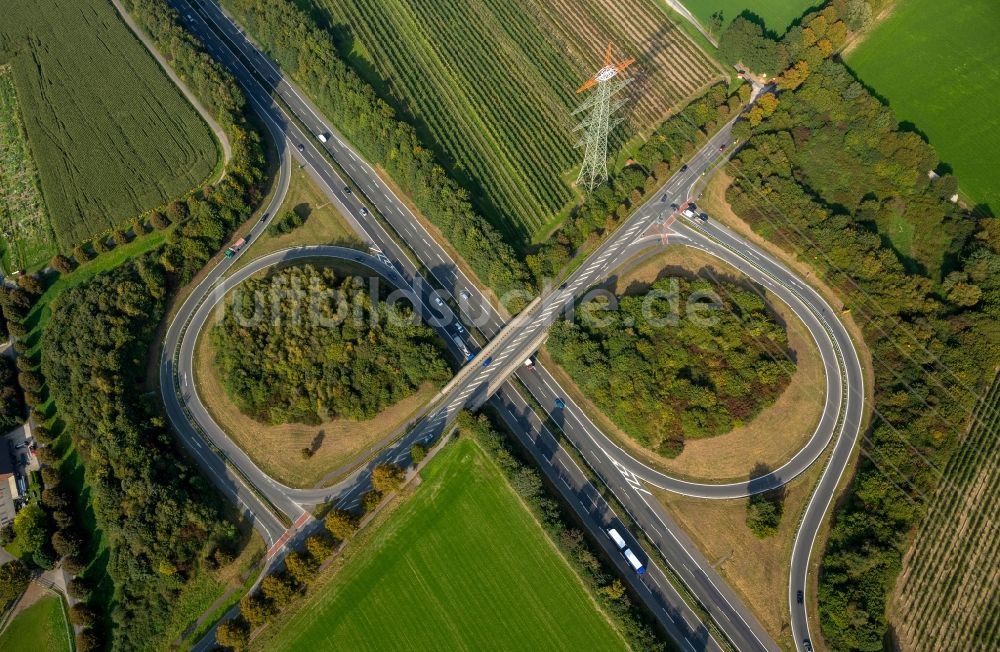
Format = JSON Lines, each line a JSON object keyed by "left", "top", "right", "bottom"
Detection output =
{"left": 747, "top": 462, "right": 786, "bottom": 504}
{"left": 972, "top": 203, "right": 995, "bottom": 219}
{"left": 898, "top": 120, "right": 931, "bottom": 144}
{"left": 293, "top": 201, "right": 312, "bottom": 220}
{"left": 309, "top": 429, "right": 325, "bottom": 454}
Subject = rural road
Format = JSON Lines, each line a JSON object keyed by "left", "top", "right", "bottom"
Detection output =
{"left": 163, "top": 2, "right": 864, "bottom": 651}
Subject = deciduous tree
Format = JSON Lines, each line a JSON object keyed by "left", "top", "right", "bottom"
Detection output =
{"left": 324, "top": 508, "right": 359, "bottom": 541}
{"left": 371, "top": 463, "right": 405, "bottom": 494}
{"left": 216, "top": 616, "right": 251, "bottom": 650}
{"left": 0, "top": 560, "right": 29, "bottom": 605}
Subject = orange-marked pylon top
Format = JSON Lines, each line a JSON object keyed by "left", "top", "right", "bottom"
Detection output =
{"left": 576, "top": 43, "right": 635, "bottom": 93}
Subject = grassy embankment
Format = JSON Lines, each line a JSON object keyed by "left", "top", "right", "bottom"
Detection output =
{"left": 656, "top": 461, "right": 823, "bottom": 650}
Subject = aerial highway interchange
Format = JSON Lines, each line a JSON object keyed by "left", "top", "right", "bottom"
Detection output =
{"left": 159, "top": 1, "right": 866, "bottom": 650}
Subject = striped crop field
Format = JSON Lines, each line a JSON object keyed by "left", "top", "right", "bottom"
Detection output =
{"left": 0, "top": 64, "right": 55, "bottom": 273}
{"left": 0, "top": 0, "right": 218, "bottom": 253}
{"left": 318, "top": 0, "right": 723, "bottom": 242}
{"left": 891, "top": 372, "right": 1000, "bottom": 651}
{"left": 525, "top": 0, "right": 728, "bottom": 131}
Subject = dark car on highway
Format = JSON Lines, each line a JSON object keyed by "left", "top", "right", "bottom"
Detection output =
{"left": 482, "top": 356, "right": 493, "bottom": 367}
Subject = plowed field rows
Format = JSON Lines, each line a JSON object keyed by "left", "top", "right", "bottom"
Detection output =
{"left": 892, "top": 372, "right": 1000, "bottom": 652}
{"left": 319, "top": 0, "right": 723, "bottom": 241}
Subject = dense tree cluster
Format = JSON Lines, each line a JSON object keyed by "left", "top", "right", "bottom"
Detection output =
{"left": 719, "top": 3, "right": 1000, "bottom": 648}
{"left": 548, "top": 277, "right": 794, "bottom": 457}
{"left": 718, "top": 0, "right": 881, "bottom": 76}
{"left": 266, "top": 209, "right": 306, "bottom": 237}
{"left": 222, "top": 0, "right": 532, "bottom": 299}
{"left": 746, "top": 470, "right": 785, "bottom": 539}
{"left": 460, "top": 412, "right": 665, "bottom": 652}
{"left": 11, "top": 501, "right": 54, "bottom": 569}
{"left": 219, "top": 525, "right": 344, "bottom": 647}
{"left": 324, "top": 508, "right": 359, "bottom": 542}
{"left": 0, "top": 356, "right": 24, "bottom": 433}
{"left": 42, "top": 257, "right": 238, "bottom": 649}
{"left": 529, "top": 83, "right": 748, "bottom": 280}
{"left": 210, "top": 265, "right": 449, "bottom": 424}
{"left": 370, "top": 463, "right": 406, "bottom": 494}
{"left": 0, "top": 286, "right": 32, "bottom": 343}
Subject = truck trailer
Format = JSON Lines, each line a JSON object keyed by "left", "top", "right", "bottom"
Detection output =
{"left": 623, "top": 548, "right": 646, "bottom": 574}
{"left": 607, "top": 528, "right": 628, "bottom": 551}
{"left": 224, "top": 237, "right": 247, "bottom": 259}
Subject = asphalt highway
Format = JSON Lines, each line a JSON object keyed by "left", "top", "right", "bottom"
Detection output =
{"left": 165, "top": 2, "right": 864, "bottom": 650}
{"left": 167, "top": 4, "right": 729, "bottom": 645}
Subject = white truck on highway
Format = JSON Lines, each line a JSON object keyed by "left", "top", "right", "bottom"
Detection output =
{"left": 607, "top": 528, "right": 627, "bottom": 550}
{"left": 608, "top": 528, "right": 646, "bottom": 574}
{"left": 623, "top": 548, "right": 646, "bottom": 575}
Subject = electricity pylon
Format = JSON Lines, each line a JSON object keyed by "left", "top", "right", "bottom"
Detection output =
{"left": 573, "top": 44, "right": 635, "bottom": 191}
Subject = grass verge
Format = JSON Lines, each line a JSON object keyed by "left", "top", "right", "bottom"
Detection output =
{"left": 654, "top": 460, "right": 824, "bottom": 650}
{"left": 225, "top": 164, "right": 364, "bottom": 277}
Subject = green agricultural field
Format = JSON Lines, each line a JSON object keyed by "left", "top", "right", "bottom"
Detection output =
{"left": 680, "top": 0, "right": 815, "bottom": 34}
{"left": 0, "top": 0, "right": 218, "bottom": 253}
{"left": 315, "top": 0, "right": 722, "bottom": 242}
{"left": 0, "top": 64, "right": 55, "bottom": 273}
{"left": 0, "top": 594, "right": 73, "bottom": 652}
{"left": 846, "top": 0, "right": 1000, "bottom": 214}
{"left": 258, "top": 438, "right": 626, "bottom": 651}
